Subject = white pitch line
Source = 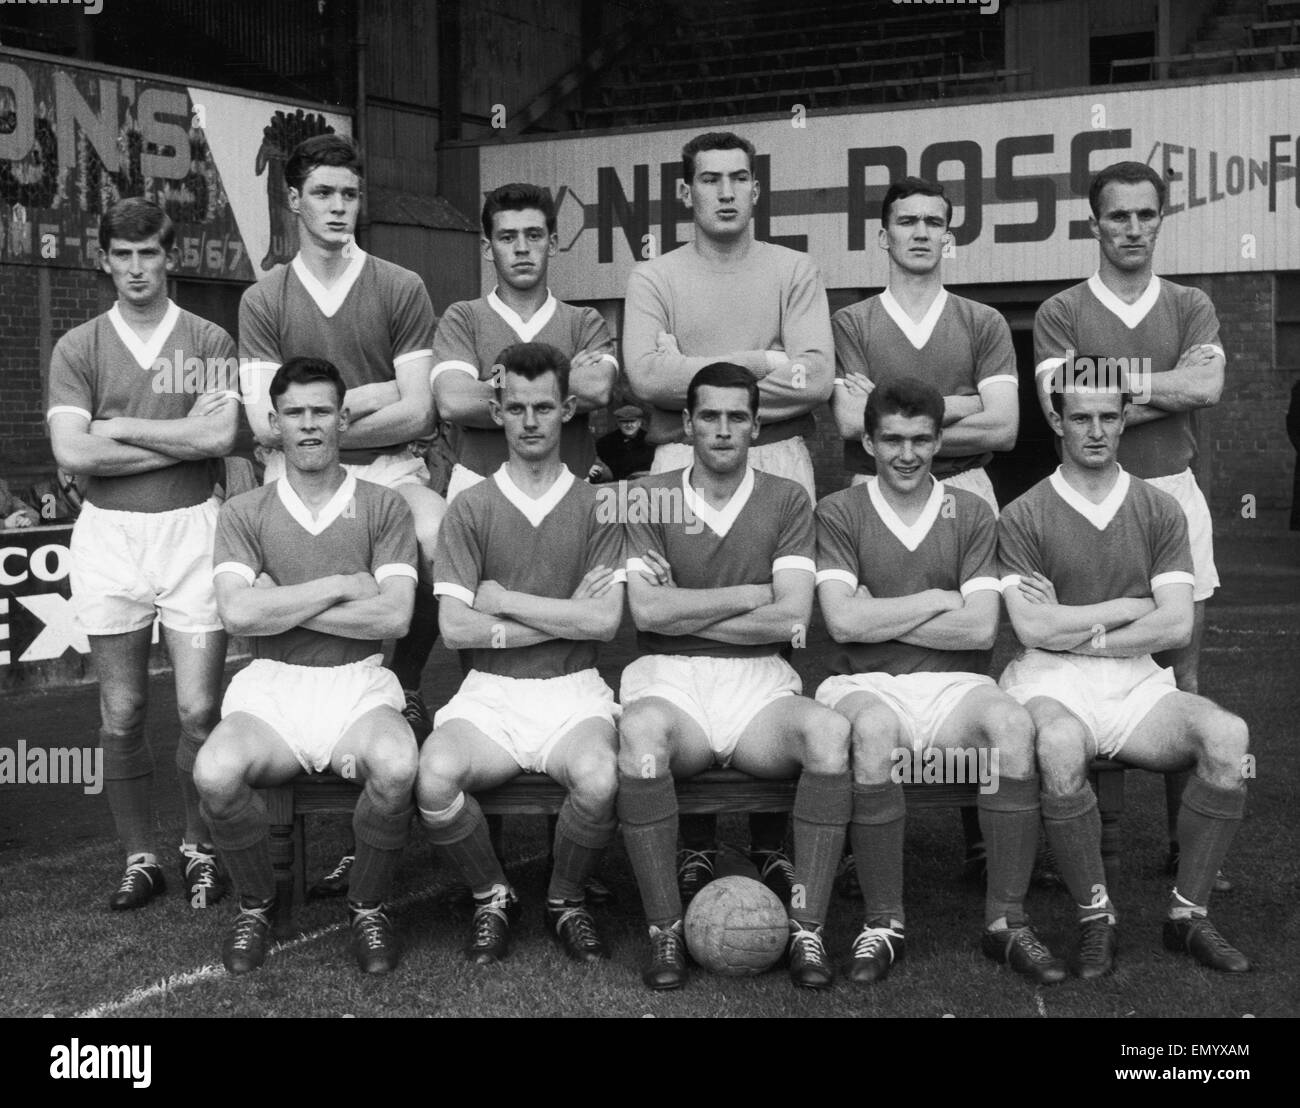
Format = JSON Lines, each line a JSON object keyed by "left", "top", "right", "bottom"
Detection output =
{"left": 76, "top": 849, "right": 549, "bottom": 1018}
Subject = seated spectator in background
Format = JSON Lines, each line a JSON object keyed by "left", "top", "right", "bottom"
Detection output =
{"left": 0, "top": 478, "right": 40, "bottom": 528}
{"left": 590, "top": 405, "right": 655, "bottom": 482}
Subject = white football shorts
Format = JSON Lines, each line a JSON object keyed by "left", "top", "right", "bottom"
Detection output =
{"left": 815, "top": 671, "right": 996, "bottom": 753}
{"left": 69, "top": 497, "right": 222, "bottom": 635}
{"left": 1143, "top": 468, "right": 1219, "bottom": 602}
{"left": 998, "top": 649, "right": 1178, "bottom": 758}
{"left": 432, "top": 667, "right": 618, "bottom": 774}
{"left": 619, "top": 652, "right": 802, "bottom": 767}
{"left": 221, "top": 653, "right": 405, "bottom": 773}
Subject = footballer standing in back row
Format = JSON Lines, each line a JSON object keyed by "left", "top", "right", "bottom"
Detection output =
{"left": 238, "top": 134, "right": 445, "bottom": 741}
{"left": 1033, "top": 160, "right": 1230, "bottom": 889}
{"left": 47, "top": 198, "right": 240, "bottom": 913}
{"left": 622, "top": 130, "right": 835, "bottom": 901}
{"left": 430, "top": 182, "right": 617, "bottom": 502}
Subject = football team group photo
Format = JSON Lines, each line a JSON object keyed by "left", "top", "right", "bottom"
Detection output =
{"left": 2, "top": 0, "right": 1295, "bottom": 1031}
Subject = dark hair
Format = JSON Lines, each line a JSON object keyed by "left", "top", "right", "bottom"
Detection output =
{"left": 270, "top": 356, "right": 346, "bottom": 409}
{"left": 98, "top": 197, "right": 175, "bottom": 251}
{"left": 284, "top": 135, "right": 363, "bottom": 194}
{"left": 1088, "top": 161, "right": 1166, "bottom": 218}
{"left": 881, "top": 176, "right": 952, "bottom": 228}
{"left": 686, "top": 362, "right": 759, "bottom": 417}
{"left": 1048, "top": 356, "right": 1134, "bottom": 416}
{"left": 494, "top": 342, "right": 571, "bottom": 400}
{"left": 864, "top": 376, "right": 945, "bottom": 437}
{"left": 481, "top": 183, "right": 557, "bottom": 238}
{"left": 682, "top": 131, "right": 756, "bottom": 183}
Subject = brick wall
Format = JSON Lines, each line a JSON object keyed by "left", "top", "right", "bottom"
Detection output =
{"left": 0, "top": 263, "right": 111, "bottom": 482}
{"left": 1181, "top": 273, "right": 1289, "bottom": 526}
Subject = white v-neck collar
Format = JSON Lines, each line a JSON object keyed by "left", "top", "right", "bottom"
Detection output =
{"left": 493, "top": 464, "right": 574, "bottom": 528}
{"left": 1087, "top": 272, "right": 1160, "bottom": 330}
{"left": 291, "top": 246, "right": 368, "bottom": 318}
{"left": 879, "top": 287, "right": 948, "bottom": 350}
{"left": 867, "top": 475, "right": 945, "bottom": 552}
{"left": 1049, "top": 465, "right": 1130, "bottom": 530}
{"left": 488, "top": 288, "right": 558, "bottom": 342}
{"left": 681, "top": 465, "right": 755, "bottom": 539}
{"left": 276, "top": 471, "right": 357, "bottom": 536}
{"left": 108, "top": 301, "right": 181, "bottom": 371}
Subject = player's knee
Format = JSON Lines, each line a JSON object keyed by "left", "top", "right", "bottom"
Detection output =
{"left": 566, "top": 745, "right": 618, "bottom": 808}
{"left": 415, "top": 740, "right": 467, "bottom": 801}
{"left": 801, "top": 708, "right": 851, "bottom": 775}
{"left": 1195, "top": 708, "right": 1250, "bottom": 776}
{"left": 849, "top": 709, "right": 900, "bottom": 782}
{"left": 100, "top": 689, "right": 146, "bottom": 734}
{"left": 192, "top": 737, "right": 245, "bottom": 802}
{"left": 1033, "top": 718, "right": 1089, "bottom": 791}
{"left": 366, "top": 731, "right": 419, "bottom": 797}
{"left": 176, "top": 698, "right": 219, "bottom": 740}
{"left": 985, "top": 699, "right": 1035, "bottom": 776}
{"left": 617, "top": 703, "right": 672, "bottom": 765}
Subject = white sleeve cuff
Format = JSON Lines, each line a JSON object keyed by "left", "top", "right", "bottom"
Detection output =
{"left": 46, "top": 405, "right": 93, "bottom": 422}
{"left": 961, "top": 576, "right": 1002, "bottom": 597}
{"left": 978, "top": 375, "right": 1018, "bottom": 389}
{"left": 213, "top": 561, "right": 256, "bottom": 585}
{"left": 238, "top": 361, "right": 280, "bottom": 404}
{"left": 815, "top": 568, "right": 858, "bottom": 589}
{"left": 611, "top": 568, "right": 628, "bottom": 584}
{"left": 375, "top": 563, "right": 419, "bottom": 583}
{"left": 1151, "top": 571, "right": 1195, "bottom": 591}
{"left": 773, "top": 555, "right": 815, "bottom": 576}
{"left": 429, "top": 360, "right": 479, "bottom": 386}
{"left": 433, "top": 582, "right": 475, "bottom": 606}
{"left": 393, "top": 348, "right": 433, "bottom": 368}
{"left": 600, "top": 353, "right": 620, "bottom": 370}
{"left": 627, "top": 557, "right": 652, "bottom": 577}
{"left": 999, "top": 573, "right": 1023, "bottom": 592}
{"left": 1034, "top": 357, "right": 1066, "bottom": 377}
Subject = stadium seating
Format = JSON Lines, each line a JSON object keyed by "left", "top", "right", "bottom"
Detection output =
{"left": 261, "top": 761, "right": 1127, "bottom": 928}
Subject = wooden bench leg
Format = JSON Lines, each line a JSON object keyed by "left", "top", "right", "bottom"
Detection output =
{"left": 262, "top": 785, "right": 297, "bottom": 938}
{"left": 1091, "top": 763, "right": 1126, "bottom": 890}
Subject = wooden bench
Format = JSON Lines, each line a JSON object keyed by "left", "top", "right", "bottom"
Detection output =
{"left": 262, "top": 762, "right": 1125, "bottom": 929}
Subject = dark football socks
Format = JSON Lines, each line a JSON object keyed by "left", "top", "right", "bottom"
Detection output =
{"left": 174, "top": 729, "right": 207, "bottom": 846}
{"left": 388, "top": 584, "right": 439, "bottom": 691}
{"left": 421, "top": 793, "right": 505, "bottom": 895}
{"left": 850, "top": 781, "right": 906, "bottom": 927}
{"left": 101, "top": 726, "right": 155, "bottom": 857}
{"left": 201, "top": 792, "right": 275, "bottom": 903}
{"left": 349, "top": 792, "right": 413, "bottom": 904}
{"left": 791, "top": 771, "right": 850, "bottom": 927}
{"left": 617, "top": 773, "right": 681, "bottom": 927}
{"left": 978, "top": 774, "right": 1040, "bottom": 927}
{"left": 1173, "top": 776, "right": 1246, "bottom": 908}
{"left": 1165, "top": 767, "right": 1191, "bottom": 847}
{"left": 1040, "top": 785, "right": 1113, "bottom": 922}
{"left": 547, "top": 798, "right": 616, "bottom": 902}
